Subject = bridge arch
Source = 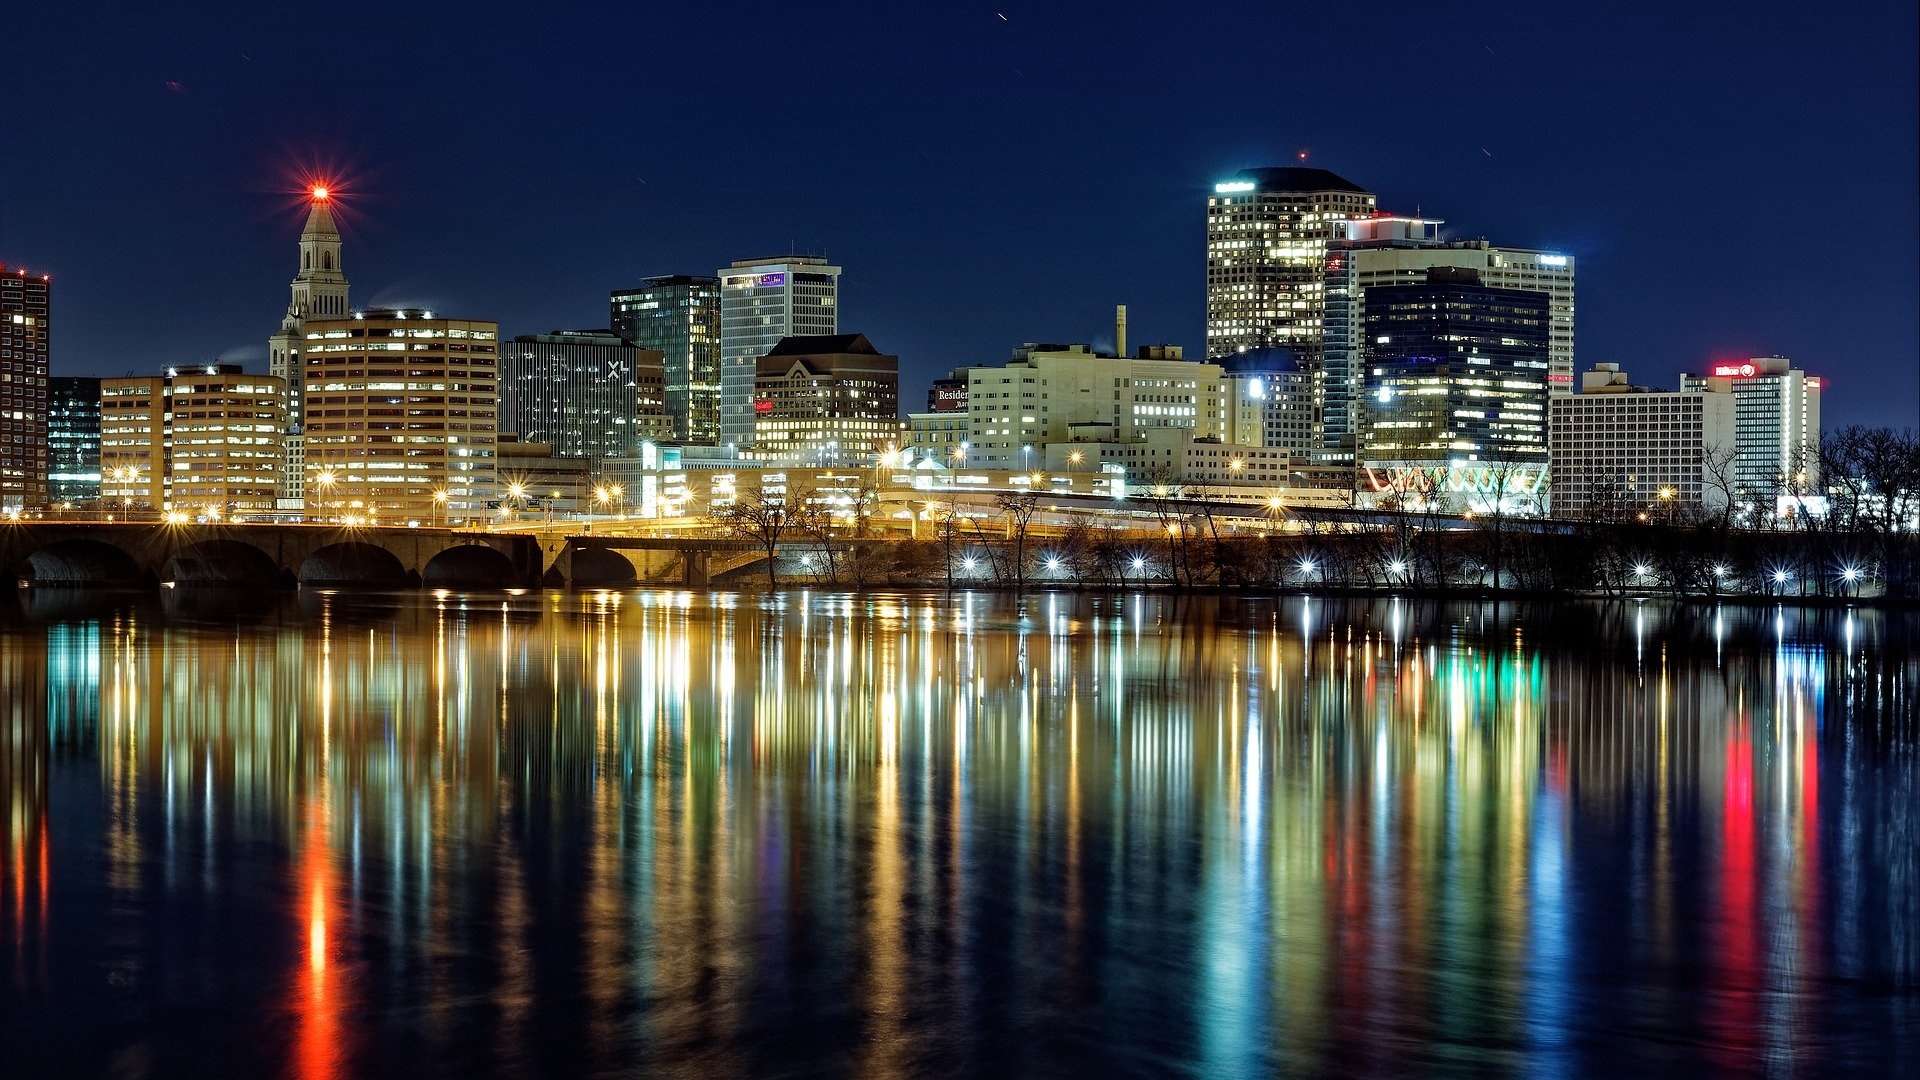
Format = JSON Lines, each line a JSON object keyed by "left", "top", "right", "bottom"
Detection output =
{"left": 569, "top": 547, "right": 639, "bottom": 587}
{"left": 423, "top": 544, "right": 520, "bottom": 589}
{"left": 27, "top": 539, "right": 146, "bottom": 587}
{"left": 165, "top": 539, "right": 281, "bottom": 587}
{"left": 300, "top": 542, "right": 411, "bottom": 588}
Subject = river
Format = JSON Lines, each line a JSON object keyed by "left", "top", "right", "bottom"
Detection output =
{"left": 1, "top": 589, "right": 1914, "bottom": 1076}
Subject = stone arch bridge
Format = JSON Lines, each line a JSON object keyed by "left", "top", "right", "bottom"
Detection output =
{"left": 0, "top": 522, "right": 769, "bottom": 590}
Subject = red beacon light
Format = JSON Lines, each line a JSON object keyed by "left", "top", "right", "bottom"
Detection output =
{"left": 311, "top": 185, "right": 330, "bottom": 201}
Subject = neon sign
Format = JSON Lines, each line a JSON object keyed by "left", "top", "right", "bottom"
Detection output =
{"left": 1711, "top": 363, "right": 1757, "bottom": 378}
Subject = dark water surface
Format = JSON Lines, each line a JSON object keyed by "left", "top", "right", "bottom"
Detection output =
{"left": 1, "top": 590, "right": 1915, "bottom": 1078}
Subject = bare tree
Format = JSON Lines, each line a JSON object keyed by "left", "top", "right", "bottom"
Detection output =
{"left": 715, "top": 485, "right": 795, "bottom": 587}
{"left": 995, "top": 490, "right": 1043, "bottom": 591}
{"left": 930, "top": 501, "right": 962, "bottom": 594}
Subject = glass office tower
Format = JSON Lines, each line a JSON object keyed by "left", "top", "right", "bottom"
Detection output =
{"left": 611, "top": 276, "right": 721, "bottom": 444}
{"left": 48, "top": 375, "right": 101, "bottom": 507}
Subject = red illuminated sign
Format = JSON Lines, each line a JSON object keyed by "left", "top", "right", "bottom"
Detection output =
{"left": 1711, "top": 362, "right": 1758, "bottom": 378}
{"left": 753, "top": 399, "right": 774, "bottom": 414}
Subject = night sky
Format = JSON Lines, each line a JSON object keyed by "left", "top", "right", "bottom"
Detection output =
{"left": 3, "top": 1, "right": 1915, "bottom": 427}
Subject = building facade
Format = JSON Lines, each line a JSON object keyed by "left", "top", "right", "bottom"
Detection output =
{"left": 501, "top": 330, "right": 669, "bottom": 459}
{"left": 718, "top": 257, "right": 841, "bottom": 449}
{"left": 301, "top": 310, "right": 498, "bottom": 523}
{"left": 955, "top": 344, "right": 1238, "bottom": 470}
{"left": 48, "top": 376, "right": 101, "bottom": 507}
{"left": 1215, "top": 347, "right": 1318, "bottom": 458}
{"left": 1549, "top": 364, "right": 1739, "bottom": 517}
{"left": 1324, "top": 217, "right": 1576, "bottom": 454}
{"left": 99, "top": 365, "right": 285, "bottom": 517}
{"left": 1680, "top": 356, "right": 1822, "bottom": 509}
{"left": 1206, "top": 167, "right": 1376, "bottom": 363}
{"left": 1359, "top": 268, "right": 1551, "bottom": 512}
{"left": 611, "top": 276, "right": 721, "bottom": 444}
{"left": 751, "top": 334, "right": 901, "bottom": 466}
{"left": 267, "top": 189, "right": 351, "bottom": 506}
{"left": 0, "top": 263, "right": 50, "bottom": 509}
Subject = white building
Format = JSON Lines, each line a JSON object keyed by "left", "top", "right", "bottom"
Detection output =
{"left": 1549, "top": 363, "right": 1737, "bottom": 517}
{"left": 1680, "top": 356, "right": 1822, "bottom": 509}
{"left": 717, "top": 256, "right": 840, "bottom": 450}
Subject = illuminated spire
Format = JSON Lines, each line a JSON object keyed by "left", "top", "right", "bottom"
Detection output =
{"left": 301, "top": 186, "right": 340, "bottom": 242}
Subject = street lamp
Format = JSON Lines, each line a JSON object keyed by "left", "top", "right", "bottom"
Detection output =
{"left": 432, "top": 489, "right": 449, "bottom": 528}
{"left": 314, "top": 468, "right": 337, "bottom": 522}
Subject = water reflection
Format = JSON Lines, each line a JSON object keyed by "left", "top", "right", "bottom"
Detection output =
{"left": 1, "top": 592, "right": 1915, "bottom": 1076}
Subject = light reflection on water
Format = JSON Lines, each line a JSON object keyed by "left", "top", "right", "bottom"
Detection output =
{"left": 1, "top": 590, "right": 1916, "bottom": 1077}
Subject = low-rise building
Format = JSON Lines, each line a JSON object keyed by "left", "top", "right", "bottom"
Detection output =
{"left": 1549, "top": 363, "right": 1738, "bottom": 517}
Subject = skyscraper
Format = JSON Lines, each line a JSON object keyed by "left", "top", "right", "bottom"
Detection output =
{"left": 301, "top": 309, "right": 497, "bottom": 523}
{"left": 0, "top": 263, "right": 50, "bottom": 509}
{"left": 718, "top": 257, "right": 840, "bottom": 449}
{"left": 501, "top": 330, "right": 670, "bottom": 459}
{"left": 1323, "top": 216, "right": 1576, "bottom": 454}
{"left": 1360, "top": 267, "right": 1551, "bottom": 512}
{"left": 1205, "top": 167, "right": 1376, "bottom": 363}
{"left": 48, "top": 376, "right": 101, "bottom": 508}
{"left": 267, "top": 187, "right": 351, "bottom": 507}
{"left": 611, "top": 276, "right": 721, "bottom": 444}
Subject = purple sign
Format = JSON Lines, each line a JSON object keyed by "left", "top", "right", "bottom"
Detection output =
{"left": 756, "top": 273, "right": 787, "bottom": 287}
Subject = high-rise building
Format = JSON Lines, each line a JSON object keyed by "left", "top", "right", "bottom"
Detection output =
{"left": 48, "top": 376, "right": 101, "bottom": 508}
{"left": 301, "top": 309, "right": 498, "bottom": 523}
{"left": 0, "top": 263, "right": 51, "bottom": 509}
{"left": 611, "top": 276, "right": 721, "bottom": 444}
{"left": 1681, "top": 356, "right": 1822, "bottom": 509}
{"left": 501, "top": 331, "right": 670, "bottom": 459}
{"left": 751, "top": 334, "right": 901, "bottom": 466}
{"left": 1205, "top": 168, "right": 1376, "bottom": 363}
{"left": 267, "top": 187, "right": 351, "bottom": 506}
{"left": 99, "top": 365, "right": 285, "bottom": 517}
{"left": 1324, "top": 216, "right": 1576, "bottom": 454}
{"left": 1360, "top": 267, "right": 1551, "bottom": 512}
{"left": 718, "top": 257, "right": 841, "bottom": 449}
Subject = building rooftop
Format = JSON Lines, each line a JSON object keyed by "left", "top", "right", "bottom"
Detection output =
{"left": 765, "top": 333, "right": 880, "bottom": 357}
{"left": 1222, "top": 167, "right": 1370, "bottom": 195}
{"left": 1214, "top": 347, "right": 1302, "bottom": 375}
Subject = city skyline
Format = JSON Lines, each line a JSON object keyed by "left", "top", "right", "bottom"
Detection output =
{"left": 1, "top": 1, "right": 1914, "bottom": 431}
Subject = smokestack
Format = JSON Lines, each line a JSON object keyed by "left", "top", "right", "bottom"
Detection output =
{"left": 1115, "top": 304, "right": 1128, "bottom": 359}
